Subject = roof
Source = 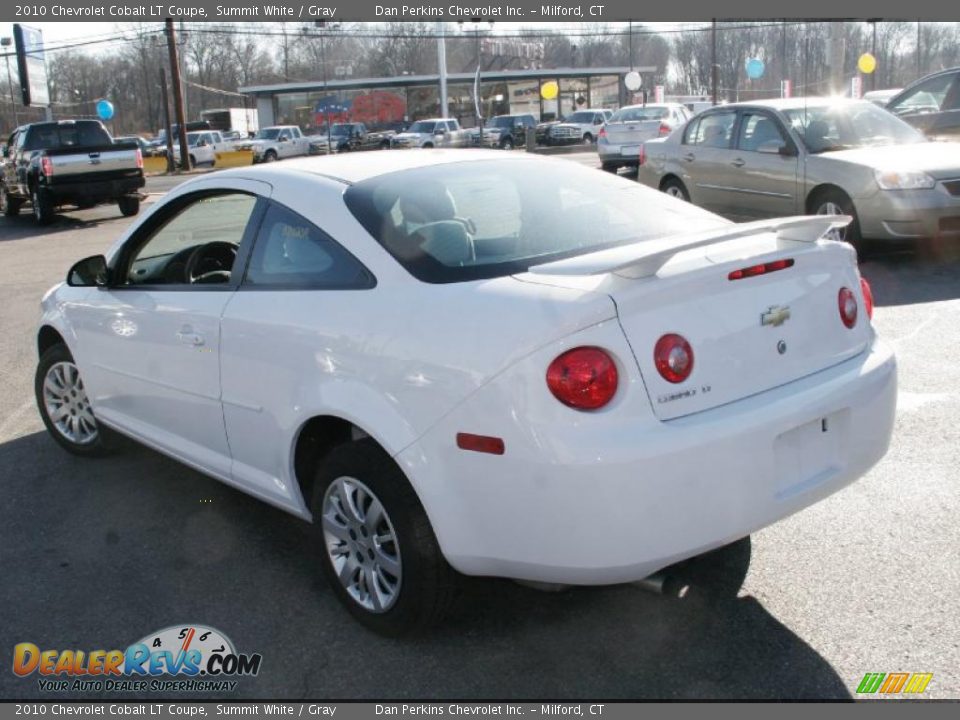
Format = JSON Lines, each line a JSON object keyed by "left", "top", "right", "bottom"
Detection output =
{"left": 217, "top": 149, "right": 553, "bottom": 185}
{"left": 239, "top": 67, "right": 652, "bottom": 96}
{"left": 706, "top": 97, "right": 875, "bottom": 111}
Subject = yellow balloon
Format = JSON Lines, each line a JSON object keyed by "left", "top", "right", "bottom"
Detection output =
{"left": 540, "top": 81, "right": 559, "bottom": 100}
{"left": 858, "top": 53, "right": 877, "bottom": 74}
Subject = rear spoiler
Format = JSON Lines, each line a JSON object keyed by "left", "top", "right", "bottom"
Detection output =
{"left": 528, "top": 215, "right": 851, "bottom": 279}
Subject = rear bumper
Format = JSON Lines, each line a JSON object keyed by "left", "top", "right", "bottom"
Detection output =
{"left": 43, "top": 175, "right": 144, "bottom": 203}
{"left": 598, "top": 143, "right": 641, "bottom": 166}
{"left": 399, "top": 338, "right": 897, "bottom": 585}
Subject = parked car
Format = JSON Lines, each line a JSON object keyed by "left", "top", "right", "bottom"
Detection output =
{"left": 236, "top": 126, "right": 311, "bottom": 163}
{"left": 535, "top": 118, "right": 562, "bottom": 145}
{"left": 311, "top": 123, "right": 394, "bottom": 154}
{"left": 886, "top": 67, "right": 960, "bottom": 141}
{"left": 170, "top": 130, "right": 235, "bottom": 167}
{"left": 637, "top": 98, "right": 960, "bottom": 246}
{"left": 597, "top": 103, "right": 692, "bottom": 172}
{"left": 391, "top": 118, "right": 470, "bottom": 148}
{"left": 469, "top": 114, "right": 537, "bottom": 149}
{"left": 36, "top": 151, "right": 895, "bottom": 634}
{"left": 1, "top": 119, "right": 144, "bottom": 224}
{"left": 547, "top": 109, "right": 613, "bottom": 145}
{"left": 114, "top": 135, "right": 153, "bottom": 156}
{"left": 863, "top": 89, "right": 902, "bottom": 107}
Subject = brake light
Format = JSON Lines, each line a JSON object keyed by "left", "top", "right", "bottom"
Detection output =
{"left": 135, "top": 148, "right": 143, "bottom": 170}
{"left": 598, "top": 126, "right": 607, "bottom": 140}
{"left": 41, "top": 156, "right": 53, "bottom": 177}
{"left": 838, "top": 287, "right": 858, "bottom": 328}
{"left": 860, "top": 277, "right": 874, "bottom": 319}
{"left": 728, "top": 258, "right": 794, "bottom": 280}
{"left": 638, "top": 144, "right": 647, "bottom": 166}
{"left": 654, "top": 334, "right": 694, "bottom": 384}
{"left": 546, "top": 347, "right": 618, "bottom": 410}
{"left": 658, "top": 123, "right": 671, "bottom": 136}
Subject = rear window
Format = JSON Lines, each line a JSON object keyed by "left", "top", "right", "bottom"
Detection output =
{"left": 343, "top": 159, "right": 727, "bottom": 283}
{"left": 24, "top": 122, "right": 111, "bottom": 151}
{"left": 610, "top": 107, "right": 671, "bottom": 122}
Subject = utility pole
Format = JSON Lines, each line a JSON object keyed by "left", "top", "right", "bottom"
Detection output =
{"left": 437, "top": 22, "right": 448, "bottom": 119}
{"left": 916, "top": 20, "right": 921, "bottom": 75}
{"left": 628, "top": 21, "right": 634, "bottom": 71}
{"left": 870, "top": 20, "right": 878, "bottom": 91}
{"left": 165, "top": 19, "right": 190, "bottom": 171}
{"left": 160, "top": 67, "right": 175, "bottom": 173}
{"left": 1, "top": 38, "right": 19, "bottom": 128}
{"left": 711, "top": 19, "right": 718, "bottom": 106}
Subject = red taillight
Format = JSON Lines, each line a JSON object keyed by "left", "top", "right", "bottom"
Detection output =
{"left": 41, "top": 156, "right": 53, "bottom": 177}
{"left": 728, "top": 258, "right": 794, "bottom": 280}
{"left": 456, "top": 433, "right": 505, "bottom": 455}
{"left": 860, "top": 277, "right": 874, "bottom": 319}
{"left": 598, "top": 126, "right": 607, "bottom": 139}
{"left": 658, "top": 123, "right": 671, "bottom": 136}
{"left": 546, "top": 347, "right": 618, "bottom": 410}
{"left": 838, "top": 287, "right": 858, "bottom": 329}
{"left": 654, "top": 334, "right": 694, "bottom": 384}
{"left": 135, "top": 148, "right": 143, "bottom": 170}
{"left": 638, "top": 144, "right": 647, "bottom": 166}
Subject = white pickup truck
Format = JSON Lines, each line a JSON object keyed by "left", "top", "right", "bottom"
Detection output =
{"left": 171, "top": 130, "right": 235, "bottom": 168}
{"left": 390, "top": 118, "right": 470, "bottom": 149}
{"left": 237, "top": 126, "right": 311, "bottom": 163}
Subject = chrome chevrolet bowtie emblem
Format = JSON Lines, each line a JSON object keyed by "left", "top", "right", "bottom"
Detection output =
{"left": 761, "top": 305, "right": 791, "bottom": 327}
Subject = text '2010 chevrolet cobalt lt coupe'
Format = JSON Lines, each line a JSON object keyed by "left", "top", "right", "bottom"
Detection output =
{"left": 36, "top": 151, "right": 896, "bottom": 634}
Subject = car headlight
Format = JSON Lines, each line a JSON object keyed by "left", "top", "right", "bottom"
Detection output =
{"left": 874, "top": 169, "right": 936, "bottom": 190}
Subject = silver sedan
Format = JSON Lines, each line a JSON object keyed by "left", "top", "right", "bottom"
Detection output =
{"left": 637, "top": 97, "right": 960, "bottom": 245}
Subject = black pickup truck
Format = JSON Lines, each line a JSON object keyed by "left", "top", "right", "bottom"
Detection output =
{"left": 1, "top": 120, "right": 145, "bottom": 225}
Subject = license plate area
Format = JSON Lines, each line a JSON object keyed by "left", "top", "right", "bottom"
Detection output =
{"left": 621, "top": 145, "right": 639, "bottom": 157}
{"left": 773, "top": 409, "right": 849, "bottom": 499}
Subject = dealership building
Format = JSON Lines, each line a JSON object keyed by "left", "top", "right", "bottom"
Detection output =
{"left": 240, "top": 67, "right": 655, "bottom": 131}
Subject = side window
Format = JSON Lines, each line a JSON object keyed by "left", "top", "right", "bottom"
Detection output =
{"left": 446, "top": 121, "right": 457, "bottom": 132}
{"left": 682, "top": 117, "right": 701, "bottom": 144}
{"left": 244, "top": 203, "right": 375, "bottom": 289}
{"left": 736, "top": 112, "right": 787, "bottom": 152}
{"left": 278, "top": 130, "right": 290, "bottom": 141}
{"left": 684, "top": 111, "right": 736, "bottom": 148}
{"left": 123, "top": 193, "right": 258, "bottom": 287}
{"left": 890, "top": 73, "right": 955, "bottom": 115}
{"left": 292, "top": 128, "right": 302, "bottom": 139}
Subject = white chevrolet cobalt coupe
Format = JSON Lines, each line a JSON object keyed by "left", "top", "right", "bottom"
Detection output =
{"left": 36, "top": 151, "right": 896, "bottom": 634}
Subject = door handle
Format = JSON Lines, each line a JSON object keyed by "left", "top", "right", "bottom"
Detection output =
{"left": 731, "top": 158, "right": 745, "bottom": 168}
{"left": 176, "top": 329, "right": 205, "bottom": 346}
{"left": 682, "top": 153, "right": 695, "bottom": 162}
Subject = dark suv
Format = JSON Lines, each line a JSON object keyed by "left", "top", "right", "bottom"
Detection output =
{"left": 886, "top": 67, "right": 960, "bottom": 141}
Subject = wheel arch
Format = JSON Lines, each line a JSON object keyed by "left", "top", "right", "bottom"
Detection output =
{"left": 38, "top": 325, "right": 67, "bottom": 358}
{"left": 659, "top": 173, "right": 685, "bottom": 191}
{"left": 805, "top": 183, "right": 852, "bottom": 213}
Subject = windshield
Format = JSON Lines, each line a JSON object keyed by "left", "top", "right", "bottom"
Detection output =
{"left": 784, "top": 102, "right": 924, "bottom": 153}
{"left": 564, "top": 112, "right": 596, "bottom": 124}
{"left": 610, "top": 107, "right": 670, "bottom": 122}
{"left": 255, "top": 128, "right": 282, "bottom": 140}
{"left": 408, "top": 121, "right": 437, "bottom": 133}
{"left": 489, "top": 117, "right": 515, "bottom": 129}
{"left": 344, "top": 159, "right": 727, "bottom": 283}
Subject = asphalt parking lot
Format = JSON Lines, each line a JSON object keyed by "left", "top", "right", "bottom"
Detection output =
{"left": 1, "top": 155, "right": 958, "bottom": 700}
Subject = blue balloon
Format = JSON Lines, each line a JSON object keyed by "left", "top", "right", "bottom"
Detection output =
{"left": 745, "top": 58, "right": 765, "bottom": 80}
{"left": 96, "top": 99, "right": 114, "bottom": 121}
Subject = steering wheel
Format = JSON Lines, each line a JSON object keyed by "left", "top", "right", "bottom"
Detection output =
{"left": 184, "top": 241, "right": 237, "bottom": 284}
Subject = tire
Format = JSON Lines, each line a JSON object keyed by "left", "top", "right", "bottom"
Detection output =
{"left": 311, "top": 439, "right": 458, "bottom": 636}
{"left": 661, "top": 177, "right": 690, "bottom": 202}
{"left": 500, "top": 137, "right": 514, "bottom": 151}
{"left": 422, "top": 143, "right": 434, "bottom": 149}
{"left": 810, "top": 188, "right": 863, "bottom": 249}
{"left": 31, "top": 187, "right": 55, "bottom": 225}
{"left": 35, "top": 344, "right": 115, "bottom": 457}
{"left": 1, "top": 184, "right": 22, "bottom": 216}
{"left": 263, "top": 150, "right": 277, "bottom": 163}
{"left": 601, "top": 162, "right": 619, "bottom": 173}
{"left": 582, "top": 133, "right": 594, "bottom": 145}
{"left": 188, "top": 154, "right": 197, "bottom": 168}
{"left": 118, "top": 196, "right": 140, "bottom": 217}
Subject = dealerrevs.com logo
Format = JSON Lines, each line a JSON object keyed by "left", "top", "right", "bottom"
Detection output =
{"left": 13, "top": 625, "right": 262, "bottom": 693}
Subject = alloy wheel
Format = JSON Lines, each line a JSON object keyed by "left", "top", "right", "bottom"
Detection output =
{"left": 42, "top": 361, "right": 98, "bottom": 445}
{"left": 816, "top": 201, "right": 848, "bottom": 242}
{"left": 321, "top": 476, "right": 402, "bottom": 613}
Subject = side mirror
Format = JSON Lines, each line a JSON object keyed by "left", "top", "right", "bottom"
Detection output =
{"left": 278, "top": 136, "right": 289, "bottom": 143}
{"left": 67, "top": 255, "right": 109, "bottom": 287}
{"left": 778, "top": 143, "right": 798, "bottom": 157}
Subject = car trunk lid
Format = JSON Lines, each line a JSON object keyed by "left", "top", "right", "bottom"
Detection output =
{"left": 523, "top": 216, "right": 871, "bottom": 420}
